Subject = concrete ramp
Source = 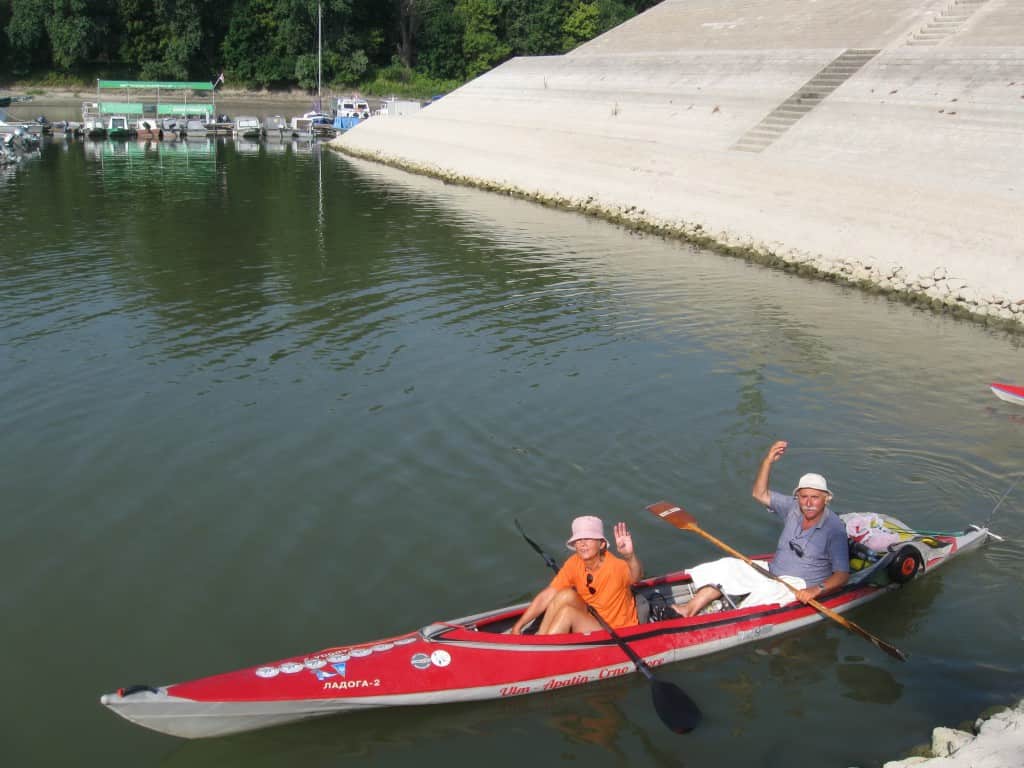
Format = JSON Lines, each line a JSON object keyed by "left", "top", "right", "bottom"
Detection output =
{"left": 332, "top": 0, "right": 1024, "bottom": 326}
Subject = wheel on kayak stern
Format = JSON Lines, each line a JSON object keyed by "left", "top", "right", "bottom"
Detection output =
{"left": 887, "top": 546, "right": 923, "bottom": 584}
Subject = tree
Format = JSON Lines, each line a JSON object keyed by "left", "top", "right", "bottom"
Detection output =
{"left": 394, "top": 0, "right": 420, "bottom": 67}
{"left": 562, "top": 0, "right": 634, "bottom": 53}
{"left": 454, "top": 0, "right": 509, "bottom": 80}
{"left": 43, "top": 0, "right": 105, "bottom": 70}
{"left": 7, "top": 0, "right": 51, "bottom": 72}
{"left": 497, "top": 0, "right": 568, "bottom": 56}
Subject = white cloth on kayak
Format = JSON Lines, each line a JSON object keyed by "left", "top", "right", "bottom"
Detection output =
{"left": 685, "top": 557, "right": 806, "bottom": 608}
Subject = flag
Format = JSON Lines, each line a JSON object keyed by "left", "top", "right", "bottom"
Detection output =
{"left": 213, "top": 72, "right": 225, "bottom": 87}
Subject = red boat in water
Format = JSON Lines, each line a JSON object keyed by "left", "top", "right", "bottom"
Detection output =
{"left": 991, "top": 382, "right": 1024, "bottom": 406}
{"left": 100, "top": 508, "right": 993, "bottom": 739}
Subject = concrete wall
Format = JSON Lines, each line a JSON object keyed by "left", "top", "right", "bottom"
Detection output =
{"left": 331, "top": 0, "right": 1024, "bottom": 326}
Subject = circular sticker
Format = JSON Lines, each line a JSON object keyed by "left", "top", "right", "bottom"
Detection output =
{"left": 372, "top": 643, "right": 394, "bottom": 652}
{"left": 350, "top": 647, "right": 373, "bottom": 658}
{"left": 394, "top": 636, "right": 417, "bottom": 646}
{"left": 255, "top": 666, "right": 279, "bottom": 678}
{"left": 430, "top": 650, "right": 451, "bottom": 668}
{"left": 303, "top": 657, "right": 327, "bottom": 669}
{"left": 279, "top": 662, "right": 304, "bottom": 674}
{"left": 410, "top": 653, "right": 431, "bottom": 670}
{"left": 326, "top": 651, "right": 351, "bottom": 663}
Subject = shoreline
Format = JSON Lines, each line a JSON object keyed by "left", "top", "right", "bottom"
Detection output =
{"left": 1, "top": 85, "right": 384, "bottom": 110}
{"left": 878, "top": 699, "right": 1024, "bottom": 768}
{"left": 328, "top": 143, "right": 1024, "bottom": 336}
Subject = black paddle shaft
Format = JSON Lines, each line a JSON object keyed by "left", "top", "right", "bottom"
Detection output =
{"left": 512, "top": 519, "right": 701, "bottom": 733}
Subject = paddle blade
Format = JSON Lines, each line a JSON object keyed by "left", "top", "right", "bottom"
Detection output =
{"left": 646, "top": 501, "right": 697, "bottom": 530}
{"left": 651, "top": 679, "right": 702, "bottom": 734}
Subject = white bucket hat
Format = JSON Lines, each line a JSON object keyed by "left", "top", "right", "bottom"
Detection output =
{"left": 793, "top": 472, "right": 833, "bottom": 498}
{"left": 566, "top": 515, "right": 608, "bottom": 550}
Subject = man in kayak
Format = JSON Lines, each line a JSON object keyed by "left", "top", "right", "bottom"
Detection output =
{"left": 673, "top": 439, "right": 850, "bottom": 617}
{"left": 510, "top": 516, "right": 643, "bottom": 634}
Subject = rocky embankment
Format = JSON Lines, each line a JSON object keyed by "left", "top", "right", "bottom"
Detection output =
{"left": 879, "top": 700, "right": 1024, "bottom": 768}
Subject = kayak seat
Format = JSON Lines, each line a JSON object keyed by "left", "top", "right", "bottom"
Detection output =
{"left": 635, "top": 592, "right": 651, "bottom": 624}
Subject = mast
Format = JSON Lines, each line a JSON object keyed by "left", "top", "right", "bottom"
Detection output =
{"left": 317, "top": 2, "right": 322, "bottom": 111}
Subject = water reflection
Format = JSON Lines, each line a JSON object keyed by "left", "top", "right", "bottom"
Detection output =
{"left": 836, "top": 662, "right": 904, "bottom": 704}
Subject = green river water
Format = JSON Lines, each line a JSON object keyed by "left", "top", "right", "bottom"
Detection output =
{"left": 1, "top": 135, "right": 1022, "bottom": 767}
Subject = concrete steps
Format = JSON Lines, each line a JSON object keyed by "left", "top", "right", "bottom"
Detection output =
{"left": 906, "top": 0, "right": 990, "bottom": 46}
{"left": 732, "top": 48, "right": 879, "bottom": 153}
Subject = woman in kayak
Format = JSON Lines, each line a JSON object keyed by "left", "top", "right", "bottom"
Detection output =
{"left": 510, "top": 516, "right": 643, "bottom": 634}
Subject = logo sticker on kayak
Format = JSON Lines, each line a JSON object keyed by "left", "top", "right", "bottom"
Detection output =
{"left": 279, "top": 662, "right": 305, "bottom": 674}
{"left": 327, "top": 651, "right": 351, "bottom": 663}
{"left": 303, "top": 657, "right": 327, "bottom": 669}
{"left": 410, "top": 653, "right": 431, "bottom": 670}
{"left": 430, "top": 650, "right": 451, "bottom": 668}
{"left": 255, "top": 666, "right": 279, "bottom": 678}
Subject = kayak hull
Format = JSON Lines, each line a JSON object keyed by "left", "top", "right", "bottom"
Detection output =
{"left": 101, "top": 515, "right": 991, "bottom": 739}
{"left": 991, "top": 382, "right": 1024, "bottom": 406}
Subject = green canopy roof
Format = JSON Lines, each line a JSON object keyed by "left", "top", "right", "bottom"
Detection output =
{"left": 97, "top": 80, "right": 215, "bottom": 91}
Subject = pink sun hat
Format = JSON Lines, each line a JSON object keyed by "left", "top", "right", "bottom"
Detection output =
{"left": 566, "top": 515, "right": 608, "bottom": 550}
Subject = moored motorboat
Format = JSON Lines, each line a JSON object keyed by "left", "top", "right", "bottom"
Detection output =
{"left": 106, "top": 115, "right": 131, "bottom": 139}
{"left": 100, "top": 509, "right": 993, "bottom": 739}
{"left": 233, "top": 115, "right": 264, "bottom": 139}
{"left": 991, "top": 382, "right": 1024, "bottom": 406}
{"left": 333, "top": 95, "right": 371, "bottom": 131}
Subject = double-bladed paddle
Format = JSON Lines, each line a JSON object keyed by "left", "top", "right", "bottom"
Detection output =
{"left": 645, "top": 501, "right": 907, "bottom": 662}
{"left": 513, "top": 518, "right": 701, "bottom": 734}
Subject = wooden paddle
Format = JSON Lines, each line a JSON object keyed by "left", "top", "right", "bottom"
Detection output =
{"left": 513, "top": 519, "right": 701, "bottom": 734}
{"left": 645, "top": 501, "right": 907, "bottom": 662}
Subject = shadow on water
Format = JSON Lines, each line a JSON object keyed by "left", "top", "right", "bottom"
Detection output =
{"left": 156, "top": 679, "right": 690, "bottom": 768}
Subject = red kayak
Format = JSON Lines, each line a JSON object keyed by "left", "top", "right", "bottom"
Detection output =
{"left": 991, "top": 382, "right": 1024, "bottom": 406}
{"left": 100, "top": 510, "right": 992, "bottom": 739}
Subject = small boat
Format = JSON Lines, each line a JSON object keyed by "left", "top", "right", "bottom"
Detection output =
{"left": 106, "top": 115, "right": 131, "bottom": 139}
{"left": 290, "top": 110, "right": 334, "bottom": 136}
{"left": 262, "top": 114, "right": 289, "bottom": 139}
{"left": 232, "top": 116, "right": 264, "bottom": 139}
{"left": 183, "top": 119, "right": 210, "bottom": 138}
{"left": 100, "top": 509, "right": 993, "bottom": 739}
{"left": 134, "top": 119, "right": 162, "bottom": 141}
{"left": 333, "top": 95, "right": 371, "bottom": 131}
{"left": 208, "top": 114, "right": 234, "bottom": 135}
{"left": 991, "top": 382, "right": 1024, "bottom": 406}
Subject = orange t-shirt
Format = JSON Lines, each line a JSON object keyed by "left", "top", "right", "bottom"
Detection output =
{"left": 550, "top": 553, "right": 638, "bottom": 629}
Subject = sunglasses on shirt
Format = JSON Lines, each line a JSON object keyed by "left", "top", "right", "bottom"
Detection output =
{"left": 586, "top": 572, "right": 596, "bottom": 594}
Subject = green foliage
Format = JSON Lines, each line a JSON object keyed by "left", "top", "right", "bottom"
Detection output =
{"left": 358, "top": 59, "right": 459, "bottom": 99}
{"left": 455, "top": 0, "right": 510, "bottom": 80}
{"left": 417, "top": 0, "right": 464, "bottom": 80}
{"left": 498, "top": 0, "right": 569, "bottom": 56}
{"left": 332, "top": 48, "right": 368, "bottom": 86}
{"left": 2, "top": 0, "right": 651, "bottom": 89}
{"left": 563, "top": 0, "right": 635, "bottom": 52}
{"left": 561, "top": 2, "right": 600, "bottom": 51}
{"left": 7, "top": 0, "right": 50, "bottom": 73}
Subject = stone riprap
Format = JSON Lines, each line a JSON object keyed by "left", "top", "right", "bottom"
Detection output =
{"left": 330, "top": 0, "right": 1024, "bottom": 328}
